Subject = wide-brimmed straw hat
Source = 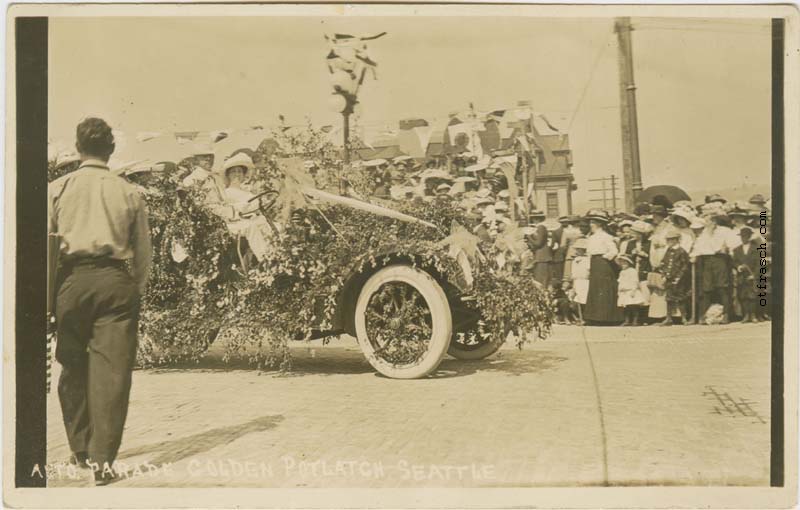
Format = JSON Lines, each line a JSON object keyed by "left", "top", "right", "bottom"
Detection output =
{"left": 700, "top": 201, "right": 727, "bottom": 219}
{"left": 543, "top": 218, "right": 561, "bottom": 231}
{"left": 630, "top": 220, "right": 653, "bottom": 235}
{"left": 616, "top": 254, "right": 634, "bottom": 266}
{"left": 558, "top": 215, "right": 581, "bottom": 224}
{"left": 584, "top": 209, "right": 610, "bottom": 223}
{"left": 465, "top": 163, "right": 488, "bottom": 173}
{"left": 705, "top": 193, "right": 727, "bottom": 204}
{"left": 727, "top": 207, "right": 751, "bottom": 218}
{"left": 55, "top": 152, "right": 81, "bottom": 170}
{"left": 671, "top": 209, "right": 695, "bottom": 223}
{"left": 223, "top": 152, "right": 254, "bottom": 175}
{"left": 363, "top": 158, "right": 388, "bottom": 168}
{"left": 690, "top": 217, "right": 707, "bottom": 229}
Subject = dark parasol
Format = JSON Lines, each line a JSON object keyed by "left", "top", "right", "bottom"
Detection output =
{"left": 637, "top": 185, "right": 691, "bottom": 208}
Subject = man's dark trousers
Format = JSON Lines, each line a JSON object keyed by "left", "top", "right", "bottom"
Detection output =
{"left": 55, "top": 259, "right": 139, "bottom": 469}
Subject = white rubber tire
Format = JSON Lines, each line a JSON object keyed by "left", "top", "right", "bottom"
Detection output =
{"left": 354, "top": 265, "right": 452, "bottom": 379}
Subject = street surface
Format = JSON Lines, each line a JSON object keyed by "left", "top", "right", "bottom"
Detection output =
{"left": 46, "top": 322, "right": 771, "bottom": 488}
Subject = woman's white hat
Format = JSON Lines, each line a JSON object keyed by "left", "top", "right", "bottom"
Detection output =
{"left": 223, "top": 152, "right": 255, "bottom": 173}
{"left": 630, "top": 220, "right": 653, "bottom": 235}
{"left": 690, "top": 217, "right": 707, "bottom": 229}
{"left": 671, "top": 209, "right": 695, "bottom": 223}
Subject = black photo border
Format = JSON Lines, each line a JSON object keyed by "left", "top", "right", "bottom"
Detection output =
{"left": 15, "top": 16, "right": 48, "bottom": 489}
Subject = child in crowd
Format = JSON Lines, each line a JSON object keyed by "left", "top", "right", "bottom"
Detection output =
{"left": 570, "top": 238, "right": 590, "bottom": 325}
{"left": 616, "top": 254, "right": 645, "bottom": 326}
{"left": 732, "top": 226, "right": 761, "bottom": 322}
{"left": 661, "top": 228, "right": 692, "bottom": 326}
{"left": 551, "top": 279, "right": 576, "bottom": 325}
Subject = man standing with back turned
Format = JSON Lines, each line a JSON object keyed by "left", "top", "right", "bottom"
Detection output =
{"left": 48, "top": 118, "right": 151, "bottom": 485}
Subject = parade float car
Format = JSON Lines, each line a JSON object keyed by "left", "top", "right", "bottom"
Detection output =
{"left": 238, "top": 179, "right": 504, "bottom": 380}
{"left": 140, "top": 157, "right": 550, "bottom": 380}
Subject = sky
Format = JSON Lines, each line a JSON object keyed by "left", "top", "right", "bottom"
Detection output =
{"left": 49, "top": 15, "right": 772, "bottom": 207}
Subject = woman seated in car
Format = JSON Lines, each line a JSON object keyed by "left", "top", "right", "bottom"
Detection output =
{"left": 219, "top": 153, "right": 274, "bottom": 264}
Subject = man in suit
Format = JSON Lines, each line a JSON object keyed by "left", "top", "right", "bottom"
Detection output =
{"left": 558, "top": 215, "right": 583, "bottom": 281}
{"left": 525, "top": 209, "right": 553, "bottom": 287}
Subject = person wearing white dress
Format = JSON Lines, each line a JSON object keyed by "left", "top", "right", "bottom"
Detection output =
{"left": 220, "top": 153, "right": 275, "bottom": 263}
{"left": 690, "top": 208, "right": 741, "bottom": 323}
{"left": 616, "top": 254, "right": 645, "bottom": 325}
{"left": 569, "top": 238, "right": 590, "bottom": 324}
{"left": 647, "top": 205, "right": 675, "bottom": 321}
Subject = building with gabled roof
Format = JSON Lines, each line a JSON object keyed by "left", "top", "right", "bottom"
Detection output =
{"left": 353, "top": 106, "right": 575, "bottom": 216}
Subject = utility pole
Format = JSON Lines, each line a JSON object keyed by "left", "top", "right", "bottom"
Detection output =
{"left": 615, "top": 17, "right": 644, "bottom": 212}
{"left": 610, "top": 174, "right": 617, "bottom": 213}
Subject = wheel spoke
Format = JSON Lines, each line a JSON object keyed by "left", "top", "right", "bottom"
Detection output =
{"left": 364, "top": 281, "right": 434, "bottom": 366}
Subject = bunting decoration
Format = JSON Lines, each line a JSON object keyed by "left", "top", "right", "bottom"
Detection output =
{"left": 47, "top": 101, "right": 568, "bottom": 171}
{"left": 210, "top": 130, "right": 230, "bottom": 143}
{"left": 175, "top": 131, "right": 200, "bottom": 144}
{"left": 538, "top": 114, "right": 560, "bottom": 133}
{"left": 498, "top": 162, "right": 520, "bottom": 221}
{"left": 275, "top": 157, "right": 316, "bottom": 223}
{"left": 437, "top": 221, "right": 482, "bottom": 261}
{"left": 136, "top": 131, "right": 162, "bottom": 143}
{"left": 493, "top": 222, "right": 526, "bottom": 261}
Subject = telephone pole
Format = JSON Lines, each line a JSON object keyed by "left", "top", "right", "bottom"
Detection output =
{"left": 615, "top": 17, "right": 644, "bottom": 212}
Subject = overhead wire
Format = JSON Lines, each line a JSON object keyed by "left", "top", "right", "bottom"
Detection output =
{"left": 567, "top": 32, "right": 614, "bottom": 134}
{"left": 632, "top": 19, "right": 769, "bottom": 36}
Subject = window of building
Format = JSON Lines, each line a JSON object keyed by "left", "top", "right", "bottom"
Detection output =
{"left": 546, "top": 192, "right": 559, "bottom": 218}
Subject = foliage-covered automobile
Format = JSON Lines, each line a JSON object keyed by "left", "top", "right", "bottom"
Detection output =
{"left": 45, "top": 124, "right": 553, "bottom": 379}
{"left": 132, "top": 155, "right": 553, "bottom": 379}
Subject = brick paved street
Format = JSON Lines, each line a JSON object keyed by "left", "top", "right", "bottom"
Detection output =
{"left": 45, "top": 322, "right": 771, "bottom": 488}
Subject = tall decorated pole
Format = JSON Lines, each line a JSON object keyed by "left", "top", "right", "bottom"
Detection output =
{"left": 325, "top": 32, "right": 387, "bottom": 169}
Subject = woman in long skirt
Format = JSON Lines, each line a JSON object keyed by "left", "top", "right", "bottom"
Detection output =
{"left": 583, "top": 211, "right": 625, "bottom": 324}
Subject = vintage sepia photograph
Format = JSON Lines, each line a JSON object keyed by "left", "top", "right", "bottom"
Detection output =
{"left": 5, "top": 3, "right": 799, "bottom": 508}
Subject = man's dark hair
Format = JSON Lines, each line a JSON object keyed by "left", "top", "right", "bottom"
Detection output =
{"left": 75, "top": 117, "right": 115, "bottom": 159}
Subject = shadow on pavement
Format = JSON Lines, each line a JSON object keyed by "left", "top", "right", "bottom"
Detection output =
{"left": 428, "top": 350, "right": 569, "bottom": 379}
{"left": 279, "top": 354, "right": 374, "bottom": 377}
{"left": 143, "top": 345, "right": 568, "bottom": 379}
{"left": 117, "top": 415, "right": 284, "bottom": 466}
